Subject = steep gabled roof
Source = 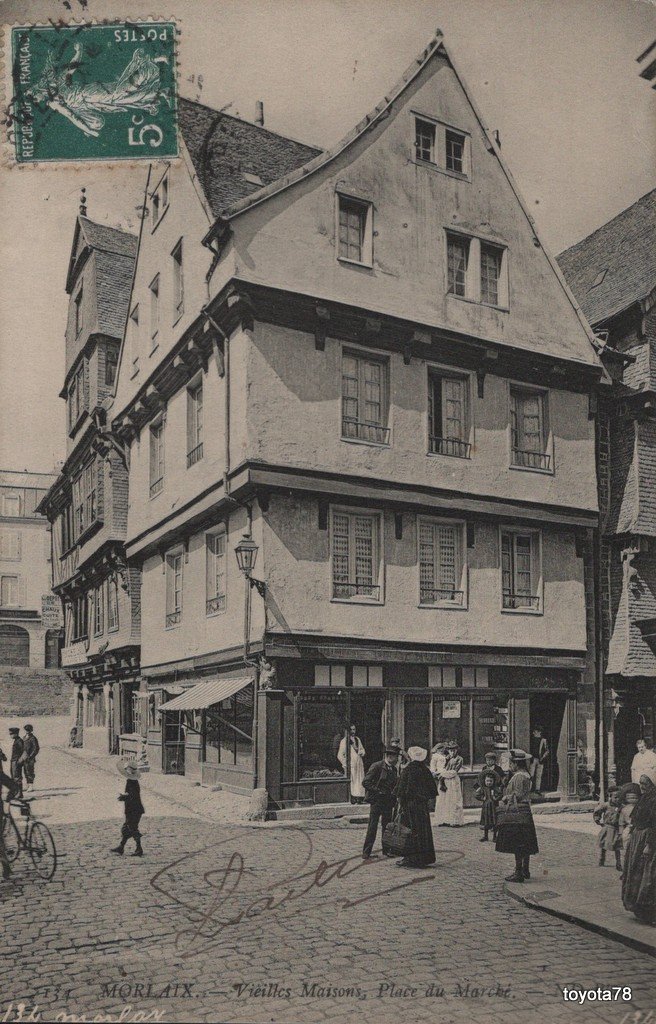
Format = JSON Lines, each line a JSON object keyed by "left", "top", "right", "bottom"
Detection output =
{"left": 558, "top": 189, "right": 656, "bottom": 327}
{"left": 66, "top": 215, "right": 137, "bottom": 294}
{"left": 178, "top": 97, "right": 322, "bottom": 217}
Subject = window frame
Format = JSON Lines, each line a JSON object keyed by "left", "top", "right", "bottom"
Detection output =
{"left": 0, "top": 574, "right": 20, "bottom": 608}
{"left": 92, "top": 584, "right": 104, "bottom": 637}
{"left": 172, "top": 239, "right": 184, "bottom": 322}
{"left": 149, "top": 273, "right": 160, "bottom": 351}
{"left": 414, "top": 117, "right": 436, "bottom": 164}
{"left": 74, "top": 284, "right": 84, "bottom": 337}
{"left": 151, "top": 170, "right": 170, "bottom": 232}
{"left": 71, "top": 460, "right": 100, "bottom": 541}
{"left": 2, "top": 493, "right": 21, "bottom": 517}
{"left": 105, "top": 345, "right": 118, "bottom": 387}
{"left": 107, "top": 575, "right": 119, "bottom": 633}
{"left": 444, "top": 229, "right": 509, "bottom": 309}
{"left": 417, "top": 516, "right": 468, "bottom": 609}
{"left": 329, "top": 505, "right": 384, "bottom": 605}
{"left": 508, "top": 383, "right": 553, "bottom": 474}
{"left": 499, "top": 526, "right": 543, "bottom": 615}
{"left": 427, "top": 365, "right": 473, "bottom": 459}
{"left": 205, "top": 526, "right": 227, "bottom": 617}
{"left": 340, "top": 346, "right": 391, "bottom": 446}
{"left": 0, "top": 530, "right": 21, "bottom": 560}
{"left": 187, "top": 378, "right": 204, "bottom": 467}
{"left": 412, "top": 113, "right": 471, "bottom": 180}
{"left": 336, "top": 194, "right": 374, "bottom": 268}
{"left": 165, "top": 547, "right": 183, "bottom": 628}
{"left": 129, "top": 304, "right": 140, "bottom": 378}
{"left": 149, "top": 418, "right": 165, "bottom": 498}
{"left": 446, "top": 232, "right": 471, "bottom": 298}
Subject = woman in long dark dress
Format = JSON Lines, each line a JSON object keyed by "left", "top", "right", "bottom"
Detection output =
{"left": 622, "top": 769, "right": 656, "bottom": 925}
{"left": 495, "top": 749, "right": 539, "bottom": 882}
{"left": 111, "top": 762, "right": 145, "bottom": 857}
{"left": 393, "top": 746, "right": 438, "bottom": 868}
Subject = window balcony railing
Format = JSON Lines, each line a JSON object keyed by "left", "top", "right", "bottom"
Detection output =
{"left": 420, "top": 587, "right": 465, "bottom": 605}
{"left": 341, "top": 419, "right": 390, "bottom": 445}
{"left": 206, "top": 596, "right": 226, "bottom": 615}
{"left": 165, "top": 610, "right": 181, "bottom": 628}
{"left": 187, "top": 442, "right": 203, "bottom": 468}
{"left": 512, "top": 448, "right": 551, "bottom": 471}
{"left": 150, "top": 477, "right": 163, "bottom": 498}
{"left": 332, "top": 581, "right": 381, "bottom": 600}
{"left": 429, "top": 436, "right": 471, "bottom": 459}
{"left": 502, "top": 592, "right": 540, "bottom": 611}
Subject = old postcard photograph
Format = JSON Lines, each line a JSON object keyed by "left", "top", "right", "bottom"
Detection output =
{"left": 0, "top": 0, "right": 655, "bottom": 1021}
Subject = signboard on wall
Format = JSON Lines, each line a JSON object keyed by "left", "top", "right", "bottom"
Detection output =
{"left": 442, "top": 700, "right": 461, "bottom": 719}
{"left": 41, "top": 594, "right": 63, "bottom": 628}
{"left": 61, "top": 641, "right": 88, "bottom": 668}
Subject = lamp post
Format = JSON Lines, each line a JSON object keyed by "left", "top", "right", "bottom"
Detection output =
{"left": 235, "top": 530, "right": 267, "bottom": 798}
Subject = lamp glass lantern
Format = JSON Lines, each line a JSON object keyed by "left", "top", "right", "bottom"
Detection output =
{"left": 235, "top": 532, "right": 259, "bottom": 577}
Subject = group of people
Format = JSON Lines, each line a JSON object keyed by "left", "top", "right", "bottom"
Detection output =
{"left": 1, "top": 724, "right": 40, "bottom": 798}
{"left": 593, "top": 739, "right": 656, "bottom": 926}
{"left": 361, "top": 739, "right": 540, "bottom": 879}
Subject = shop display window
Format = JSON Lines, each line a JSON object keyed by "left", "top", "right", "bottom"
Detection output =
{"left": 298, "top": 691, "right": 348, "bottom": 780}
{"left": 473, "top": 698, "right": 508, "bottom": 763}
{"left": 432, "top": 697, "right": 471, "bottom": 762}
{"left": 204, "top": 685, "right": 253, "bottom": 767}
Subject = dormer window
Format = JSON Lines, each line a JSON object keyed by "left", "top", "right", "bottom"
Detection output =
{"left": 151, "top": 170, "right": 169, "bottom": 230}
{"left": 337, "top": 195, "right": 373, "bottom": 268}
{"left": 414, "top": 115, "right": 471, "bottom": 179}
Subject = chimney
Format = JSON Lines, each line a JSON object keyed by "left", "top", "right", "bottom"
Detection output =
{"left": 254, "top": 101, "right": 264, "bottom": 126}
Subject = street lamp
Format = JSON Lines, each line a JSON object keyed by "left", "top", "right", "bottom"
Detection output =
{"left": 235, "top": 531, "right": 259, "bottom": 577}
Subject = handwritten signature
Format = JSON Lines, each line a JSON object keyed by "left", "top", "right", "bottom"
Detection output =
{"left": 150, "top": 827, "right": 464, "bottom": 959}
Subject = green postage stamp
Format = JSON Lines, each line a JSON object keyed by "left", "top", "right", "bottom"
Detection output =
{"left": 9, "top": 21, "right": 178, "bottom": 163}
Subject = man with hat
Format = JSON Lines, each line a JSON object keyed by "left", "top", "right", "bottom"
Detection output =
{"left": 22, "top": 724, "right": 40, "bottom": 793}
{"left": 8, "top": 728, "right": 24, "bottom": 798}
{"left": 362, "top": 746, "right": 400, "bottom": 859}
{"left": 111, "top": 762, "right": 145, "bottom": 857}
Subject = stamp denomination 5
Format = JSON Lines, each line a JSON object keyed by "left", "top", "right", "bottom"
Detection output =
{"left": 8, "top": 21, "right": 178, "bottom": 163}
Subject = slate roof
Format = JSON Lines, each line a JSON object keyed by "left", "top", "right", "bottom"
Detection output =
{"left": 0, "top": 469, "right": 58, "bottom": 489}
{"left": 95, "top": 249, "right": 136, "bottom": 339}
{"left": 178, "top": 97, "right": 322, "bottom": 218}
{"left": 79, "top": 217, "right": 138, "bottom": 259}
{"left": 558, "top": 189, "right": 656, "bottom": 327}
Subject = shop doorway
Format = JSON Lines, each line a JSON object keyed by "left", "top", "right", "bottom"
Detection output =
{"left": 349, "top": 691, "right": 385, "bottom": 771}
{"left": 529, "top": 693, "right": 567, "bottom": 792}
{"left": 614, "top": 706, "right": 642, "bottom": 787}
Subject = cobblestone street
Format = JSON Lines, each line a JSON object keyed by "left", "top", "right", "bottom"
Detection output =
{"left": 2, "top": 745, "right": 655, "bottom": 1024}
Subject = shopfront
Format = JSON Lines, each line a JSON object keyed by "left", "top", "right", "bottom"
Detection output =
{"left": 262, "top": 660, "right": 580, "bottom": 809}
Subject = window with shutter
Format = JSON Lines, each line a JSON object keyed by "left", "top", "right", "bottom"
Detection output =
{"left": 150, "top": 422, "right": 165, "bottom": 496}
{"left": 341, "top": 351, "right": 389, "bottom": 444}
{"left": 187, "top": 382, "right": 203, "bottom": 466}
{"left": 0, "top": 575, "right": 19, "bottom": 607}
{"left": 107, "top": 576, "right": 119, "bottom": 631}
{"left": 447, "top": 234, "right": 470, "bottom": 297}
{"left": 206, "top": 529, "right": 227, "bottom": 615}
{"left": 331, "top": 510, "right": 381, "bottom": 601}
{"left": 165, "top": 551, "right": 183, "bottom": 627}
{"left": 419, "top": 519, "right": 465, "bottom": 605}
{"left": 0, "top": 531, "right": 21, "bottom": 560}
{"left": 172, "top": 239, "right": 184, "bottom": 318}
{"left": 501, "top": 530, "right": 541, "bottom": 611}
{"left": 428, "top": 373, "right": 470, "bottom": 458}
{"left": 510, "top": 388, "right": 550, "bottom": 471}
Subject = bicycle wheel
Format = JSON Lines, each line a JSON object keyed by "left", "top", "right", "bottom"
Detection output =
{"left": 28, "top": 821, "right": 57, "bottom": 880}
{"left": 1, "top": 813, "right": 21, "bottom": 863}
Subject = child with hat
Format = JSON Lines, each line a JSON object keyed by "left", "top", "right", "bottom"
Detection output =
{"left": 475, "top": 751, "right": 505, "bottom": 842}
{"left": 111, "top": 762, "right": 145, "bottom": 857}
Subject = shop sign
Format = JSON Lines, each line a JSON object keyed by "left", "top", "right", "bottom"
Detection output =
{"left": 442, "top": 700, "right": 461, "bottom": 719}
{"left": 41, "top": 593, "right": 63, "bottom": 628}
{"left": 61, "top": 641, "right": 88, "bottom": 667}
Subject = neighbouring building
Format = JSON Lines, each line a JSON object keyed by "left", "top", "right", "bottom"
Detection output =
{"left": 559, "top": 188, "right": 656, "bottom": 787}
{"left": 109, "top": 31, "right": 604, "bottom": 808}
{"left": 0, "top": 469, "right": 59, "bottom": 669}
{"left": 38, "top": 210, "right": 142, "bottom": 754}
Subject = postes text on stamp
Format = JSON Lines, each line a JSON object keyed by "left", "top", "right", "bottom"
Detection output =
{"left": 10, "top": 21, "right": 178, "bottom": 164}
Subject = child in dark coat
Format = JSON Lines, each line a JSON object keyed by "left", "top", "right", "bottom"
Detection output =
{"left": 111, "top": 763, "right": 145, "bottom": 857}
{"left": 593, "top": 789, "right": 621, "bottom": 869}
{"left": 475, "top": 751, "right": 505, "bottom": 842}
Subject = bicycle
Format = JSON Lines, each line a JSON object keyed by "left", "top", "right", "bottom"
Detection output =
{"left": 1, "top": 798, "right": 57, "bottom": 880}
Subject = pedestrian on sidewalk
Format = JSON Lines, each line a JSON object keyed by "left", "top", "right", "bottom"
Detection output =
{"left": 630, "top": 739, "right": 656, "bottom": 784}
{"left": 21, "top": 725, "right": 40, "bottom": 793}
{"left": 434, "top": 742, "right": 464, "bottom": 827}
{"left": 495, "top": 749, "right": 539, "bottom": 883}
{"left": 618, "top": 783, "right": 641, "bottom": 852}
{"left": 362, "top": 746, "right": 399, "bottom": 859}
{"left": 593, "top": 788, "right": 622, "bottom": 870}
{"left": 111, "top": 763, "right": 145, "bottom": 857}
{"left": 621, "top": 768, "right": 656, "bottom": 925}
{"left": 8, "top": 728, "right": 24, "bottom": 798}
{"left": 393, "top": 746, "right": 438, "bottom": 868}
{"left": 475, "top": 751, "right": 505, "bottom": 842}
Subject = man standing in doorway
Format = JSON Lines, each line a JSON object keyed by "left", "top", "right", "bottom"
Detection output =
{"left": 8, "top": 728, "right": 24, "bottom": 798}
{"left": 630, "top": 738, "right": 656, "bottom": 784}
{"left": 22, "top": 725, "right": 40, "bottom": 793}
{"left": 362, "top": 747, "right": 399, "bottom": 859}
{"left": 530, "top": 726, "right": 549, "bottom": 793}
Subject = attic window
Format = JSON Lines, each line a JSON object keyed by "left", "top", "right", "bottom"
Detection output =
{"left": 414, "top": 114, "right": 471, "bottom": 179}
{"left": 591, "top": 269, "right": 608, "bottom": 289}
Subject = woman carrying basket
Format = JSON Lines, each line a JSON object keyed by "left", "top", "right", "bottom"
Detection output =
{"left": 495, "top": 749, "right": 538, "bottom": 882}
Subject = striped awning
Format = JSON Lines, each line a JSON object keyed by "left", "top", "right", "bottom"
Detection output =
{"left": 158, "top": 675, "right": 253, "bottom": 712}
